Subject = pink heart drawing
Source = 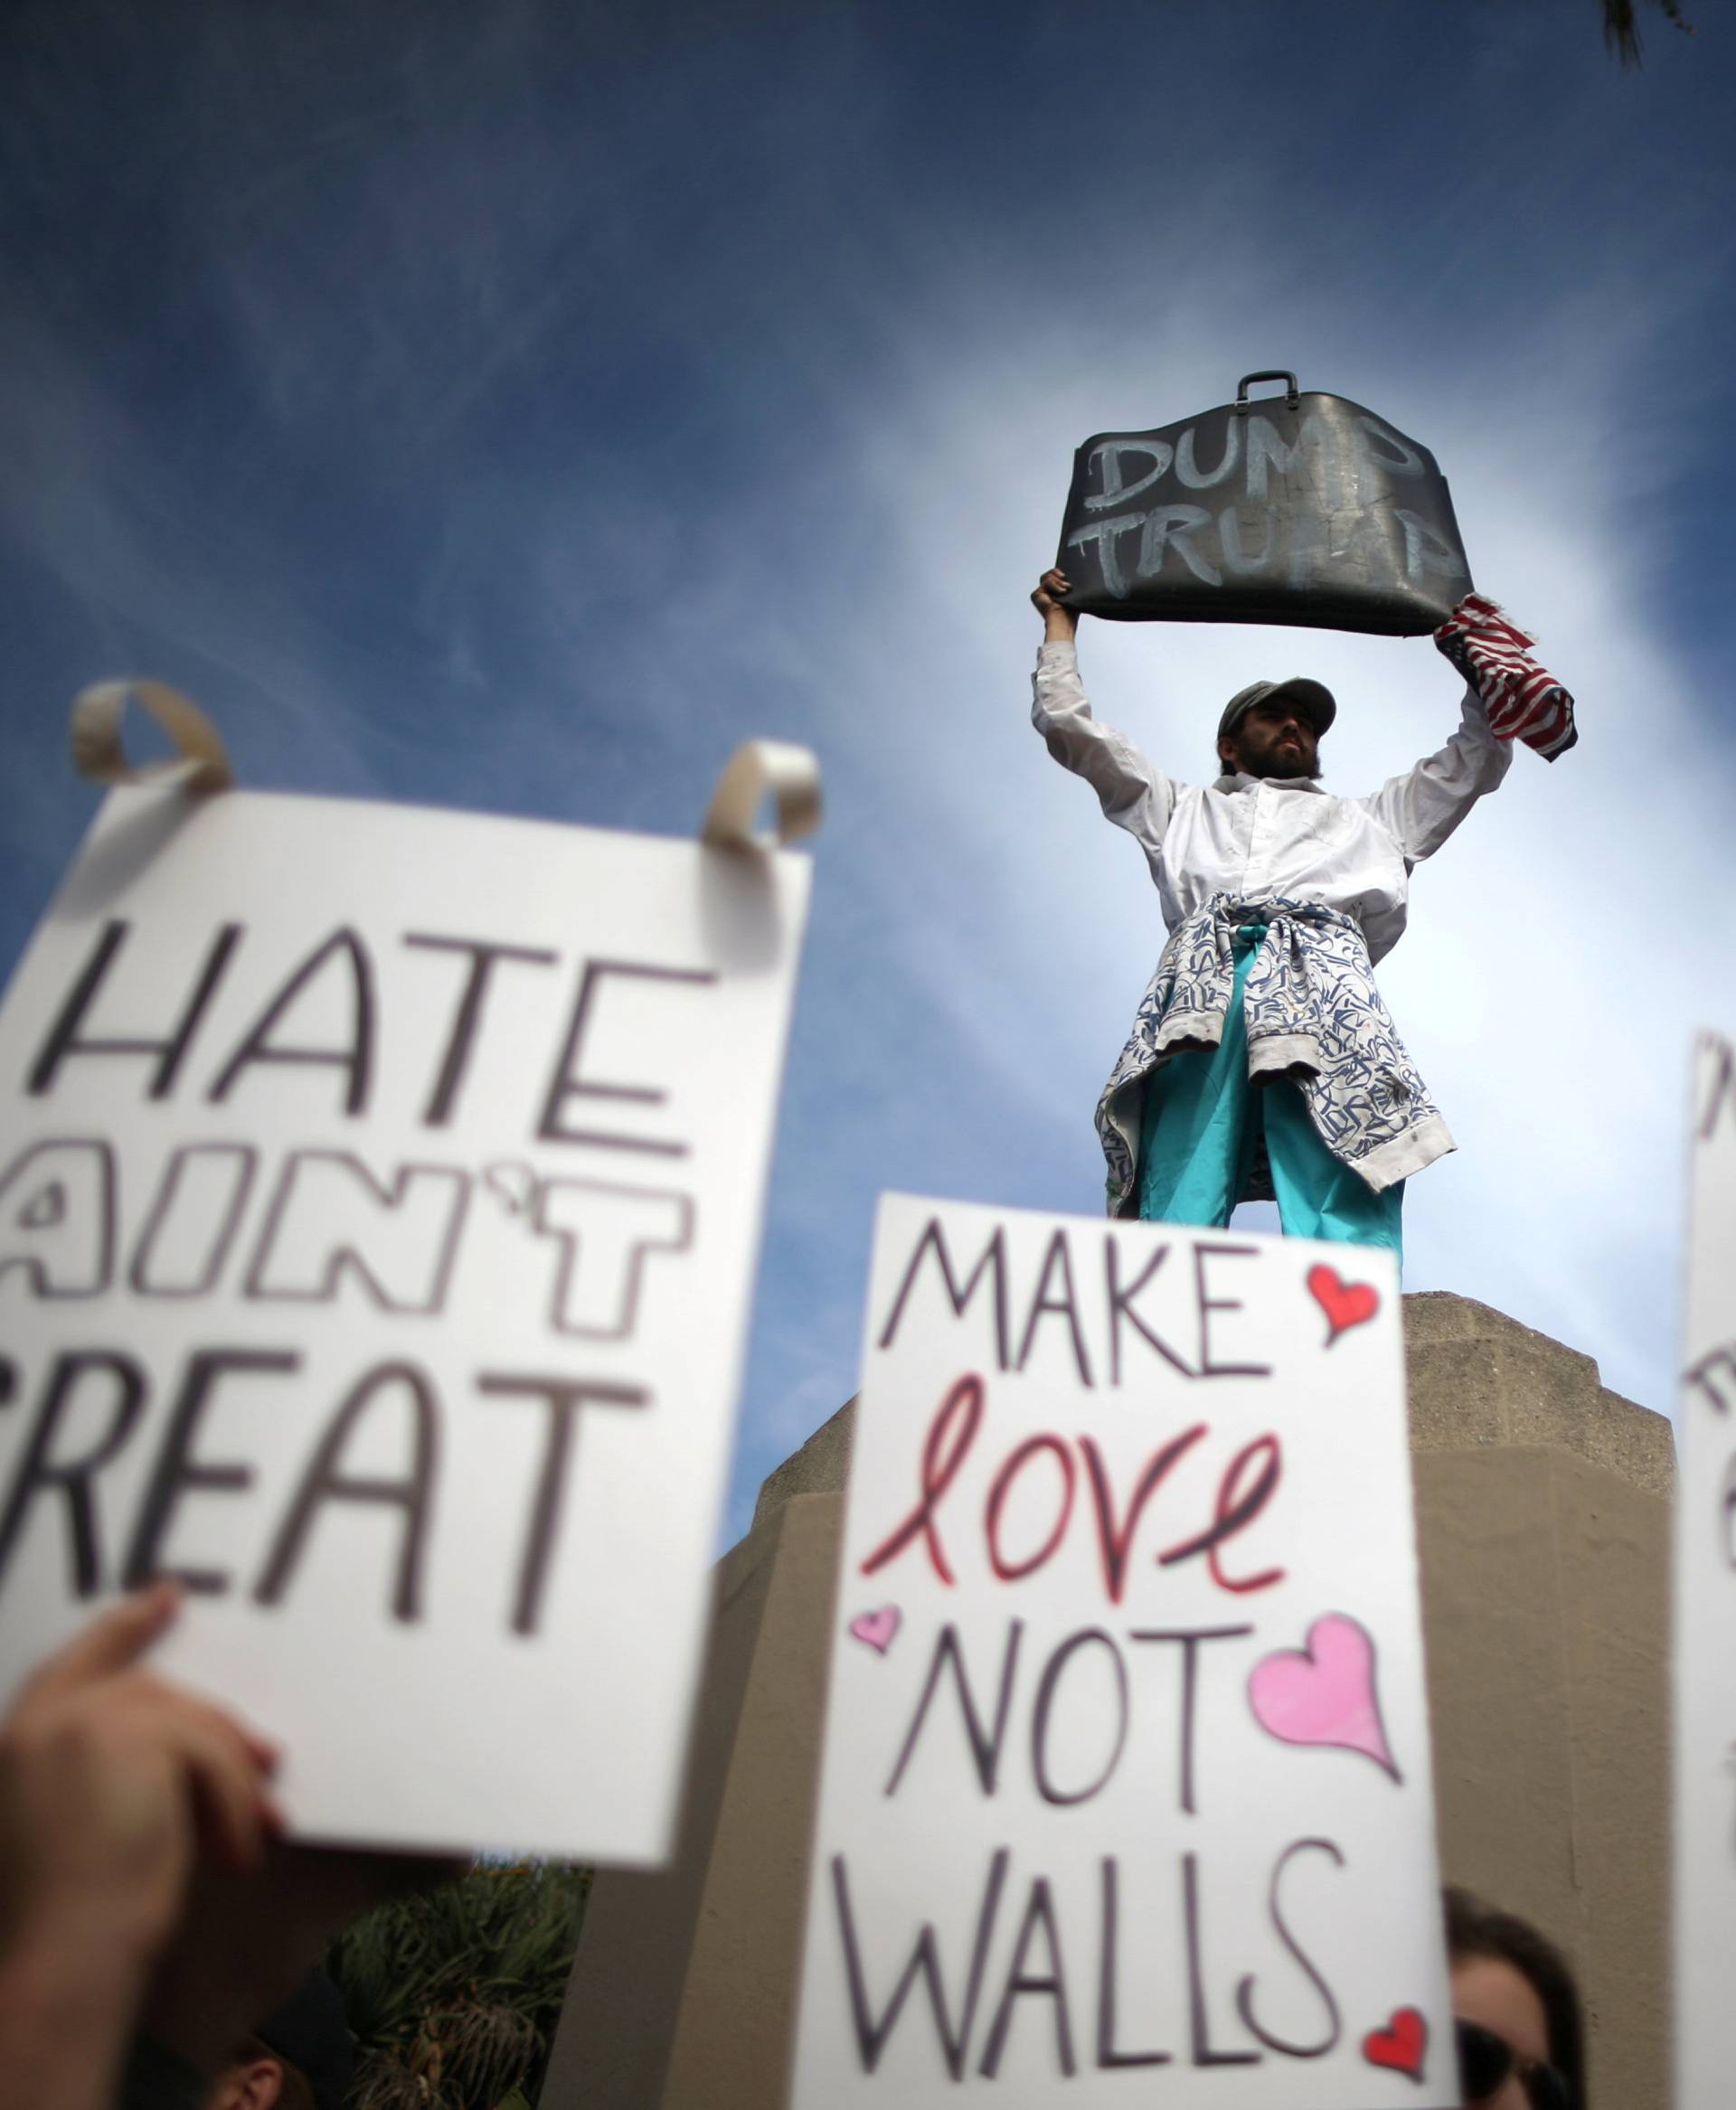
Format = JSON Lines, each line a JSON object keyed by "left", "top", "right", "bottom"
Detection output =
{"left": 848, "top": 1606, "right": 901, "bottom": 1654}
{"left": 1247, "top": 1612, "right": 1400, "bottom": 1779}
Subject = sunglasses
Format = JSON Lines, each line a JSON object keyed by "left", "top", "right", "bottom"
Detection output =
{"left": 1455, "top": 2019, "right": 1571, "bottom": 2110}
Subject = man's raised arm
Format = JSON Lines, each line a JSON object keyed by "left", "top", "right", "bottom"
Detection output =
{"left": 1029, "top": 567, "right": 1174, "bottom": 869}
{"left": 1358, "top": 676, "right": 1514, "bottom": 864}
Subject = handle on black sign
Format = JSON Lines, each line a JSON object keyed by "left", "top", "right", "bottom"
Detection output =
{"left": 1234, "top": 370, "right": 1300, "bottom": 412}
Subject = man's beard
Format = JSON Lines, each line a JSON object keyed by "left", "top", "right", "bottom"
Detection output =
{"left": 1242, "top": 742, "right": 1316, "bottom": 780}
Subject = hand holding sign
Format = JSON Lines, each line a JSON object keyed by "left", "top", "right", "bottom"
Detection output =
{"left": 0, "top": 1585, "right": 458, "bottom": 2092}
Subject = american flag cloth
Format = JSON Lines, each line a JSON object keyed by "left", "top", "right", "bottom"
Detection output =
{"left": 1433, "top": 593, "right": 1577, "bottom": 760}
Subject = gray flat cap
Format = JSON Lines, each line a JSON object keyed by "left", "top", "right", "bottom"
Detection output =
{"left": 1218, "top": 676, "right": 1337, "bottom": 741}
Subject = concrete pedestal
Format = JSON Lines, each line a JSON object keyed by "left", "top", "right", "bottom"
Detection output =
{"left": 542, "top": 1292, "right": 1674, "bottom": 2109}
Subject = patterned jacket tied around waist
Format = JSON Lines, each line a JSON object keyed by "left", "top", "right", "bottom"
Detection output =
{"left": 1097, "top": 892, "right": 1452, "bottom": 1219}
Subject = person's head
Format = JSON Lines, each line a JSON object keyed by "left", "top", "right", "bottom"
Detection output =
{"left": 206, "top": 1973, "right": 354, "bottom": 2110}
{"left": 1215, "top": 676, "right": 1335, "bottom": 780}
{"left": 205, "top": 2035, "right": 315, "bottom": 2110}
{"left": 1445, "top": 1887, "right": 1584, "bottom": 2110}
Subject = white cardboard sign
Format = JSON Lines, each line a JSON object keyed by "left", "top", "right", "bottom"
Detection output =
{"left": 0, "top": 783, "right": 811, "bottom": 1860}
{"left": 1675, "top": 1031, "right": 1736, "bottom": 2105}
{"left": 791, "top": 1193, "right": 1453, "bottom": 2109}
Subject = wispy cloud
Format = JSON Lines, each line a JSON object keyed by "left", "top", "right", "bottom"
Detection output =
{"left": 1, "top": 0, "right": 1728, "bottom": 1532}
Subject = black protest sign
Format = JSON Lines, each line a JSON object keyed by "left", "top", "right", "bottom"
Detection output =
{"left": 0, "top": 783, "right": 811, "bottom": 1859}
{"left": 1056, "top": 374, "right": 1472, "bottom": 636}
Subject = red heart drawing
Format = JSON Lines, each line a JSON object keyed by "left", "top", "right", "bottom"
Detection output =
{"left": 848, "top": 1606, "right": 901, "bottom": 1654}
{"left": 1362, "top": 2005, "right": 1427, "bottom": 2083}
{"left": 1307, "top": 1264, "right": 1380, "bottom": 1346}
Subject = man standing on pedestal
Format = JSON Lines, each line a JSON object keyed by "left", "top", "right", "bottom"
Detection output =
{"left": 1030, "top": 564, "right": 1515, "bottom": 1262}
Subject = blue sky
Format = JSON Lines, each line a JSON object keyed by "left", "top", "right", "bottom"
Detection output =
{"left": 3, "top": 0, "right": 1731, "bottom": 1540}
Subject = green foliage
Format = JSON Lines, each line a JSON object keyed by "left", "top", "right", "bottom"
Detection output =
{"left": 324, "top": 1860, "right": 591, "bottom": 2110}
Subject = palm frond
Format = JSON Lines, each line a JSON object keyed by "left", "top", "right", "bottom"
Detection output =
{"left": 325, "top": 1861, "right": 591, "bottom": 2110}
{"left": 1604, "top": 0, "right": 1694, "bottom": 67}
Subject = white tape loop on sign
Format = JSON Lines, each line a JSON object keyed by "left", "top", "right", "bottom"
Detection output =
{"left": 701, "top": 739, "right": 823, "bottom": 852}
{"left": 71, "top": 679, "right": 234, "bottom": 793}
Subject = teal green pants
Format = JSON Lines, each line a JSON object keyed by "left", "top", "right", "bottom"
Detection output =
{"left": 1137, "top": 927, "right": 1404, "bottom": 1259}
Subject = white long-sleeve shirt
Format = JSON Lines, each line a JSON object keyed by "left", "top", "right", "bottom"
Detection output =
{"left": 1031, "top": 640, "right": 1511, "bottom": 964}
